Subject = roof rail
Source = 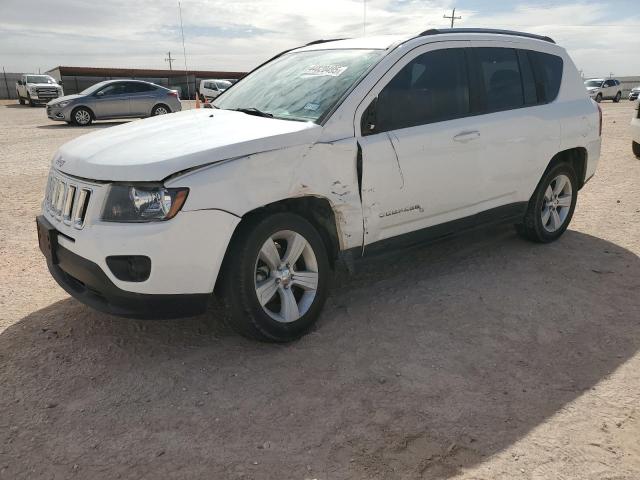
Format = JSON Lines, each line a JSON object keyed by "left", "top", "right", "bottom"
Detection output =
{"left": 305, "top": 38, "right": 348, "bottom": 46}
{"left": 419, "top": 28, "right": 555, "bottom": 44}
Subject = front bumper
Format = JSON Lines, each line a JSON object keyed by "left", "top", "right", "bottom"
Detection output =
{"left": 631, "top": 116, "right": 640, "bottom": 144}
{"left": 45, "top": 232, "right": 210, "bottom": 319}
{"left": 630, "top": 93, "right": 640, "bottom": 101}
{"left": 47, "top": 103, "right": 71, "bottom": 121}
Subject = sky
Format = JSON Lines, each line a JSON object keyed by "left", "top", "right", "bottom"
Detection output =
{"left": 1, "top": 0, "right": 639, "bottom": 77}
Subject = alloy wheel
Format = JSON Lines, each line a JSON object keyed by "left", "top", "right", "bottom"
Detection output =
{"left": 254, "top": 230, "right": 319, "bottom": 323}
{"left": 153, "top": 106, "right": 168, "bottom": 115}
{"left": 75, "top": 109, "right": 91, "bottom": 125}
{"left": 541, "top": 174, "right": 572, "bottom": 233}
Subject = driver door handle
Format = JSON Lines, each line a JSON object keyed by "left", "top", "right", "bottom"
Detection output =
{"left": 453, "top": 130, "right": 480, "bottom": 143}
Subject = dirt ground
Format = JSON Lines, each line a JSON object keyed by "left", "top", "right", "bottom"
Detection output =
{"left": 1, "top": 99, "right": 639, "bottom": 480}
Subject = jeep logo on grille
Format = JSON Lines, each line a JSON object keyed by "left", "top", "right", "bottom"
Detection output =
{"left": 55, "top": 157, "right": 65, "bottom": 167}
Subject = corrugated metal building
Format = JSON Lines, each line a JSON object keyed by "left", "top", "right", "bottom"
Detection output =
{"left": 45, "top": 66, "right": 247, "bottom": 99}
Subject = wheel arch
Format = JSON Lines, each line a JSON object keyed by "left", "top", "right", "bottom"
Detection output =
{"left": 545, "top": 147, "right": 588, "bottom": 189}
{"left": 214, "top": 195, "right": 341, "bottom": 293}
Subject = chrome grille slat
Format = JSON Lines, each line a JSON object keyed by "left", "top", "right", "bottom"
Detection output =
{"left": 45, "top": 173, "right": 92, "bottom": 229}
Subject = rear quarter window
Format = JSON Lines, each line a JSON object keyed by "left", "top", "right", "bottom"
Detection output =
{"left": 527, "top": 51, "right": 563, "bottom": 103}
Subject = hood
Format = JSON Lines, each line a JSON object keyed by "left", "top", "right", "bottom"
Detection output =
{"left": 586, "top": 86, "right": 600, "bottom": 92}
{"left": 27, "top": 82, "right": 61, "bottom": 88}
{"left": 49, "top": 94, "right": 83, "bottom": 105}
{"left": 54, "top": 109, "right": 322, "bottom": 181}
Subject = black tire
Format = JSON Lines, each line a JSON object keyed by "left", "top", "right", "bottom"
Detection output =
{"left": 151, "top": 104, "right": 170, "bottom": 116}
{"left": 71, "top": 107, "right": 93, "bottom": 126}
{"left": 516, "top": 162, "right": 578, "bottom": 243}
{"left": 18, "top": 96, "right": 25, "bottom": 105}
{"left": 219, "top": 212, "right": 331, "bottom": 342}
{"left": 633, "top": 141, "right": 640, "bottom": 158}
{"left": 27, "top": 93, "right": 36, "bottom": 107}
{"left": 613, "top": 92, "right": 621, "bottom": 103}
{"left": 595, "top": 93, "right": 602, "bottom": 103}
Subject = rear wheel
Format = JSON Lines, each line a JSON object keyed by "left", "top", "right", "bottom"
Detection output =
{"left": 151, "top": 104, "right": 170, "bottom": 116}
{"left": 613, "top": 92, "right": 621, "bottom": 103}
{"left": 219, "top": 212, "right": 330, "bottom": 342}
{"left": 71, "top": 107, "right": 93, "bottom": 126}
{"left": 516, "top": 163, "right": 578, "bottom": 243}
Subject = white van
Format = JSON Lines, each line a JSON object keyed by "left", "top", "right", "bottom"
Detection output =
{"left": 38, "top": 29, "right": 601, "bottom": 342}
{"left": 199, "top": 79, "right": 233, "bottom": 102}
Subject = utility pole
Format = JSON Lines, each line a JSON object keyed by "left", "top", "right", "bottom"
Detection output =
{"left": 178, "top": 1, "right": 191, "bottom": 99}
{"left": 165, "top": 51, "right": 175, "bottom": 70}
{"left": 443, "top": 7, "right": 461, "bottom": 28}
{"left": 363, "top": 0, "right": 367, "bottom": 36}
{"left": 608, "top": 72, "right": 614, "bottom": 78}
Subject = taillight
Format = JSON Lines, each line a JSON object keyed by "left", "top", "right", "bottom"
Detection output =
{"left": 597, "top": 103, "right": 602, "bottom": 136}
{"left": 168, "top": 90, "right": 179, "bottom": 98}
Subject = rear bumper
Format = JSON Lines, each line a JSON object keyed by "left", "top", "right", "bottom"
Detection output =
{"left": 48, "top": 242, "right": 209, "bottom": 319}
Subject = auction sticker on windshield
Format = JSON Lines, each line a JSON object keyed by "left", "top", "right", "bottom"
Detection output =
{"left": 301, "top": 65, "right": 348, "bottom": 77}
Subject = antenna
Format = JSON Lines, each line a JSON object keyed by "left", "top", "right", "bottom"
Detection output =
{"left": 178, "top": 1, "right": 191, "bottom": 99}
{"left": 443, "top": 8, "right": 462, "bottom": 28}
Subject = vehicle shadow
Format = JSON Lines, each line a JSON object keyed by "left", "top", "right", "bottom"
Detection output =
{"left": 36, "top": 121, "right": 129, "bottom": 129}
{"left": 1, "top": 226, "right": 639, "bottom": 479}
{"left": 4, "top": 103, "right": 44, "bottom": 108}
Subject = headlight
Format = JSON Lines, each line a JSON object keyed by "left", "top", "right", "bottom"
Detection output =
{"left": 56, "top": 100, "right": 70, "bottom": 108}
{"left": 102, "top": 185, "right": 189, "bottom": 222}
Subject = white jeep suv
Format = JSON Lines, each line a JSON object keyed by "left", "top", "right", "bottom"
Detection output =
{"left": 584, "top": 78, "right": 622, "bottom": 103}
{"left": 37, "top": 28, "right": 601, "bottom": 342}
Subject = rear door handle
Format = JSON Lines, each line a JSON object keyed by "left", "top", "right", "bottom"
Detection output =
{"left": 453, "top": 130, "right": 480, "bottom": 143}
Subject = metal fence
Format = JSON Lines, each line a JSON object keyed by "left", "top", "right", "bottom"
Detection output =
{"left": 1, "top": 71, "right": 21, "bottom": 99}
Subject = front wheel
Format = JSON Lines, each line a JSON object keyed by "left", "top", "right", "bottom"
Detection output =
{"left": 18, "top": 96, "right": 25, "bottom": 105}
{"left": 27, "top": 94, "right": 36, "bottom": 107}
{"left": 219, "top": 212, "right": 330, "bottom": 342}
{"left": 72, "top": 107, "right": 93, "bottom": 126}
{"left": 595, "top": 93, "right": 602, "bottom": 103}
{"left": 633, "top": 141, "right": 640, "bottom": 158}
{"left": 613, "top": 92, "right": 621, "bottom": 103}
{"left": 516, "top": 163, "right": 578, "bottom": 243}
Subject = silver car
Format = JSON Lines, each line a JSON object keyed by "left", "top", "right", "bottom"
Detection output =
{"left": 46, "top": 80, "right": 182, "bottom": 126}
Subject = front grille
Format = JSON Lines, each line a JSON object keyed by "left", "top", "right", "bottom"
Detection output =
{"left": 36, "top": 87, "right": 59, "bottom": 100}
{"left": 44, "top": 173, "right": 92, "bottom": 229}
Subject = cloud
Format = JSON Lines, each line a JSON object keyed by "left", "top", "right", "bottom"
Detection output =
{"left": 0, "top": 0, "right": 638, "bottom": 77}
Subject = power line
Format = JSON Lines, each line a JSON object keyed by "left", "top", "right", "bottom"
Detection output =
{"left": 443, "top": 7, "right": 461, "bottom": 28}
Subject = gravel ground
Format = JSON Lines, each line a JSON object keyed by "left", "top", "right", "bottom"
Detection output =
{"left": 1, "top": 100, "right": 639, "bottom": 480}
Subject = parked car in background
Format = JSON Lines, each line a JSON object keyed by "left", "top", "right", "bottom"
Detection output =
{"left": 46, "top": 80, "right": 181, "bottom": 126}
{"left": 199, "top": 79, "right": 233, "bottom": 102}
{"left": 584, "top": 78, "right": 622, "bottom": 102}
{"left": 632, "top": 101, "right": 640, "bottom": 157}
{"left": 16, "top": 74, "right": 64, "bottom": 106}
{"left": 37, "top": 29, "right": 601, "bottom": 342}
{"left": 629, "top": 86, "right": 640, "bottom": 101}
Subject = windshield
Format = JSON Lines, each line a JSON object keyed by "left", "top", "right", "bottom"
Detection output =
{"left": 80, "top": 81, "right": 111, "bottom": 95}
{"left": 584, "top": 80, "right": 603, "bottom": 88}
{"left": 215, "top": 80, "right": 232, "bottom": 90}
{"left": 214, "top": 49, "right": 385, "bottom": 122}
{"left": 27, "top": 75, "right": 56, "bottom": 84}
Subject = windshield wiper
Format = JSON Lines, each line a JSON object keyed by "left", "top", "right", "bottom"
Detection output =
{"left": 233, "top": 107, "right": 274, "bottom": 118}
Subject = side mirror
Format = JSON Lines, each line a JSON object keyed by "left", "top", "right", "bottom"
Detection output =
{"left": 96, "top": 91, "right": 104, "bottom": 96}
{"left": 361, "top": 97, "right": 378, "bottom": 136}
{"left": 59, "top": 80, "right": 64, "bottom": 86}
{"left": 17, "top": 80, "right": 23, "bottom": 86}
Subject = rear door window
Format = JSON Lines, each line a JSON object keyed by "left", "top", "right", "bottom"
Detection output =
{"left": 374, "top": 48, "right": 470, "bottom": 132}
{"left": 527, "top": 51, "right": 563, "bottom": 103}
{"left": 475, "top": 48, "right": 524, "bottom": 112}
